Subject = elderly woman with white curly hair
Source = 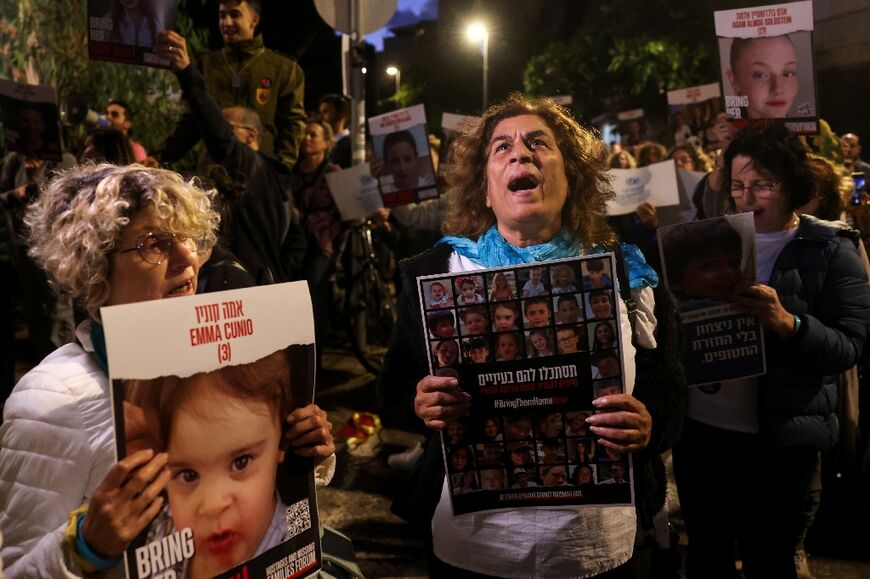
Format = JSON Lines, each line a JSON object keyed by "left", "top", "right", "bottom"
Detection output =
{"left": 0, "top": 164, "right": 218, "bottom": 576}
{"left": 0, "top": 164, "right": 335, "bottom": 577}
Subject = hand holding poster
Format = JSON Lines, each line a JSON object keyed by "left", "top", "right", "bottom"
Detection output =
{"left": 102, "top": 283, "right": 321, "bottom": 579}
{"left": 657, "top": 214, "right": 766, "bottom": 386}
{"left": 368, "top": 104, "right": 440, "bottom": 207}
{"left": 714, "top": 0, "right": 817, "bottom": 134}
{"left": 418, "top": 256, "right": 634, "bottom": 515}
{"left": 88, "top": 0, "right": 178, "bottom": 67}
{"left": 666, "top": 82, "right": 722, "bottom": 148}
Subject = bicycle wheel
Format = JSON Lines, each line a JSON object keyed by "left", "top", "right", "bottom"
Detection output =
{"left": 347, "top": 267, "right": 396, "bottom": 375}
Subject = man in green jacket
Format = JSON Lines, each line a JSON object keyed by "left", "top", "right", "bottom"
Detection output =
{"left": 157, "top": 0, "right": 306, "bottom": 168}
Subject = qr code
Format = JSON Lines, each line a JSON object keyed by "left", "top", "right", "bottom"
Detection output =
{"left": 285, "top": 498, "right": 312, "bottom": 539}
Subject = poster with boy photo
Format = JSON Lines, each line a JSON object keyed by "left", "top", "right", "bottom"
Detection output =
{"left": 714, "top": 0, "right": 818, "bottom": 134}
{"left": 368, "top": 104, "right": 439, "bottom": 207}
{"left": 102, "top": 283, "right": 322, "bottom": 579}
{"left": 416, "top": 255, "right": 634, "bottom": 515}
{"left": 658, "top": 214, "right": 766, "bottom": 386}
{"left": 87, "top": 0, "right": 178, "bottom": 67}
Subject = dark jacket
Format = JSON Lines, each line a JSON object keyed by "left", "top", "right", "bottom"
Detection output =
{"left": 174, "top": 64, "right": 305, "bottom": 285}
{"left": 759, "top": 214, "right": 870, "bottom": 450}
{"left": 162, "top": 35, "right": 306, "bottom": 168}
{"left": 379, "top": 244, "right": 687, "bottom": 531}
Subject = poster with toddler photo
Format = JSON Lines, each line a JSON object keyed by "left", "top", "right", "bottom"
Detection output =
{"left": 714, "top": 0, "right": 818, "bottom": 134}
{"left": 368, "top": 104, "right": 439, "bottom": 207}
{"left": 658, "top": 213, "right": 767, "bottom": 386}
{"left": 102, "top": 282, "right": 321, "bottom": 579}
{"left": 417, "top": 255, "right": 635, "bottom": 515}
{"left": 87, "top": 0, "right": 178, "bottom": 67}
{"left": 0, "top": 79, "right": 63, "bottom": 161}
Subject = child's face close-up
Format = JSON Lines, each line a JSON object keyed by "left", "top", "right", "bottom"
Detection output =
{"left": 461, "top": 282, "right": 476, "bottom": 300}
{"left": 679, "top": 249, "right": 743, "bottom": 302}
{"left": 493, "top": 306, "right": 517, "bottom": 331}
{"left": 468, "top": 346, "right": 489, "bottom": 364}
{"left": 525, "top": 303, "right": 550, "bottom": 327}
{"left": 587, "top": 267, "right": 606, "bottom": 286}
{"left": 590, "top": 294, "right": 611, "bottom": 319}
{"left": 554, "top": 267, "right": 573, "bottom": 288}
{"left": 597, "top": 356, "right": 620, "bottom": 378}
{"left": 531, "top": 333, "right": 548, "bottom": 352}
{"left": 435, "top": 340, "right": 459, "bottom": 366}
{"left": 430, "top": 283, "right": 444, "bottom": 301}
{"left": 556, "top": 329, "right": 579, "bottom": 353}
{"left": 463, "top": 312, "right": 487, "bottom": 335}
{"left": 452, "top": 449, "right": 469, "bottom": 471}
{"left": 497, "top": 334, "right": 519, "bottom": 360}
{"left": 596, "top": 323, "right": 615, "bottom": 345}
{"left": 529, "top": 269, "right": 542, "bottom": 282}
{"left": 166, "top": 380, "right": 284, "bottom": 579}
{"left": 556, "top": 298, "right": 580, "bottom": 323}
{"left": 435, "top": 320, "right": 456, "bottom": 338}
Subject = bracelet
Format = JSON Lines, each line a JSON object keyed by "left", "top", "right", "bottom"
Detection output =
{"left": 65, "top": 505, "right": 122, "bottom": 572}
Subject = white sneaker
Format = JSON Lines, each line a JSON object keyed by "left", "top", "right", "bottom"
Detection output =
{"left": 387, "top": 442, "right": 423, "bottom": 470}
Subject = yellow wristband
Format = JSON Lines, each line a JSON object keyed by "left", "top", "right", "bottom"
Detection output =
{"left": 65, "top": 505, "right": 98, "bottom": 575}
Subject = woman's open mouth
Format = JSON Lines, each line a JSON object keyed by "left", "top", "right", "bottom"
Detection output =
{"left": 166, "top": 280, "right": 193, "bottom": 297}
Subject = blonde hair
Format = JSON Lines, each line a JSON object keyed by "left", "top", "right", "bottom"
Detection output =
{"left": 443, "top": 93, "right": 616, "bottom": 249}
{"left": 26, "top": 164, "right": 220, "bottom": 318}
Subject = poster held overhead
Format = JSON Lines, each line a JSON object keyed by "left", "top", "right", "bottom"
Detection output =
{"left": 368, "top": 104, "right": 439, "bottom": 207}
{"left": 0, "top": 79, "right": 63, "bottom": 161}
{"left": 714, "top": 0, "right": 818, "bottom": 134}
{"left": 87, "top": 0, "right": 178, "bottom": 68}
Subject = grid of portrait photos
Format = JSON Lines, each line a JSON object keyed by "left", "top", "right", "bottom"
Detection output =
{"left": 418, "top": 255, "right": 634, "bottom": 515}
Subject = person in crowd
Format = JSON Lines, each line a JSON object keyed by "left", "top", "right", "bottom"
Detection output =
{"left": 693, "top": 113, "right": 740, "bottom": 220}
{"left": 607, "top": 149, "right": 637, "bottom": 169}
{"left": 671, "top": 111, "right": 694, "bottom": 147}
{"left": 79, "top": 127, "right": 136, "bottom": 165}
{"left": 318, "top": 93, "right": 351, "bottom": 168}
{"left": 379, "top": 95, "right": 686, "bottom": 577}
{"left": 156, "top": 31, "right": 306, "bottom": 287}
{"left": 800, "top": 155, "right": 850, "bottom": 222}
{"left": 669, "top": 144, "right": 713, "bottom": 173}
{"left": 726, "top": 35, "right": 799, "bottom": 120}
{"left": 155, "top": 0, "right": 306, "bottom": 168}
{"left": 636, "top": 142, "right": 667, "bottom": 168}
{"left": 0, "top": 164, "right": 336, "bottom": 576}
{"left": 672, "top": 124, "right": 870, "bottom": 579}
{"left": 839, "top": 133, "right": 870, "bottom": 176}
{"left": 103, "top": 100, "right": 148, "bottom": 161}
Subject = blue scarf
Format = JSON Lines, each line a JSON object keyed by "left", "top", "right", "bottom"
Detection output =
{"left": 89, "top": 320, "right": 109, "bottom": 373}
{"left": 438, "top": 225, "right": 658, "bottom": 290}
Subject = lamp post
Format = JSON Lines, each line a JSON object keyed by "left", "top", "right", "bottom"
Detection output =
{"left": 386, "top": 65, "right": 401, "bottom": 106}
{"left": 466, "top": 22, "right": 489, "bottom": 112}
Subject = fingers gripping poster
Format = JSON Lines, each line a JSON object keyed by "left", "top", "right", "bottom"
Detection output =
{"left": 102, "top": 282, "right": 321, "bottom": 579}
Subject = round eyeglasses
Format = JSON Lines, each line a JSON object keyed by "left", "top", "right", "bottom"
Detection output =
{"left": 116, "top": 232, "right": 212, "bottom": 265}
{"left": 730, "top": 181, "right": 779, "bottom": 199}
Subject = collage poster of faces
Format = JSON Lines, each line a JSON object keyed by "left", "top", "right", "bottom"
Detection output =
{"left": 87, "top": 0, "right": 178, "bottom": 67}
{"left": 418, "top": 255, "right": 634, "bottom": 515}
{"left": 714, "top": 0, "right": 818, "bottom": 134}
{"left": 103, "top": 283, "right": 321, "bottom": 579}
{"left": 368, "top": 104, "right": 440, "bottom": 207}
{"left": 658, "top": 214, "right": 767, "bottom": 387}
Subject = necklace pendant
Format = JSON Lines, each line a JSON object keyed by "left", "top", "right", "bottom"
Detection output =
{"left": 231, "top": 73, "right": 241, "bottom": 88}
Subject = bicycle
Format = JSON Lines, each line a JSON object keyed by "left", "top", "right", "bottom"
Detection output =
{"left": 331, "top": 218, "right": 397, "bottom": 375}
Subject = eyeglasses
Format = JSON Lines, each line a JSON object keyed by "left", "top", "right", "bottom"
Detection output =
{"left": 116, "top": 232, "right": 212, "bottom": 265}
{"left": 730, "top": 181, "right": 779, "bottom": 199}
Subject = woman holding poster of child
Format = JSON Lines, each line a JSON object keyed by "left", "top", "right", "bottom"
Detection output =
{"left": 379, "top": 95, "right": 686, "bottom": 577}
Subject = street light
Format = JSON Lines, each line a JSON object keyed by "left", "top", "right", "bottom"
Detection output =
{"left": 386, "top": 65, "right": 401, "bottom": 105}
{"left": 466, "top": 21, "right": 489, "bottom": 112}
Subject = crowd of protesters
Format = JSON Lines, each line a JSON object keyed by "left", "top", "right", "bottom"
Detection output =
{"left": 2, "top": 0, "right": 870, "bottom": 578}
